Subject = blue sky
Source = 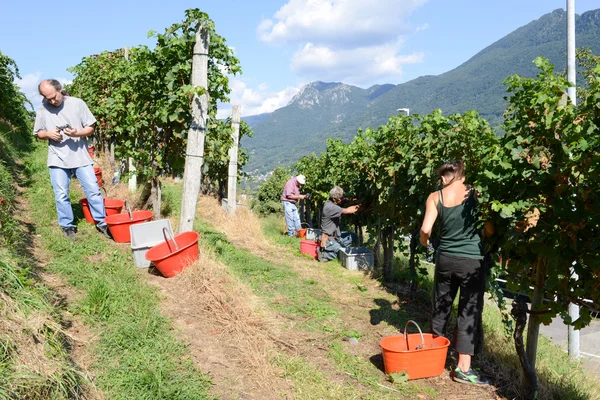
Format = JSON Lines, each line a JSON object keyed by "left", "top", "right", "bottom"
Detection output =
{"left": 1, "top": 0, "right": 598, "bottom": 118}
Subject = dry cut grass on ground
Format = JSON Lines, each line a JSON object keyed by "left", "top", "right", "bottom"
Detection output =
{"left": 144, "top": 219, "right": 295, "bottom": 399}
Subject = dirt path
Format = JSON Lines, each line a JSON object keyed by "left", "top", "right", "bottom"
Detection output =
{"left": 14, "top": 184, "right": 103, "bottom": 399}
{"left": 144, "top": 254, "right": 295, "bottom": 400}
{"left": 193, "top": 197, "right": 504, "bottom": 400}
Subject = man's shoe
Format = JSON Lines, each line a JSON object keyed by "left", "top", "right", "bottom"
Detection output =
{"left": 62, "top": 227, "right": 77, "bottom": 239}
{"left": 317, "top": 248, "right": 329, "bottom": 263}
{"left": 453, "top": 367, "right": 492, "bottom": 386}
{"left": 96, "top": 223, "right": 112, "bottom": 240}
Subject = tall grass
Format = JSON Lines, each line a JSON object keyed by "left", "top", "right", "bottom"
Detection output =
{"left": 20, "top": 142, "right": 212, "bottom": 399}
{"left": 0, "top": 122, "right": 92, "bottom": 398}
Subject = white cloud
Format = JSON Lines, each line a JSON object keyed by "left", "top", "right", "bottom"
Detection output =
{"left": 415, "top": 23, "right": 428, "bottom": 32}
{"left": 259, "top": 0, "right": 426, "bottom": 47}
{"left": 258, "top": 0, "right": 428, "bottom": 85}
{"left": 291, "top": 42, "right": 424, "bottom": 85}
{"left": 15, "top": 72, "right": 42, "bottom": 108}
{"left": 217, "top": 80, "right": 301, "bottom": 119}
{"left": 15, "top": 73, "right": 72, "bottom": 110}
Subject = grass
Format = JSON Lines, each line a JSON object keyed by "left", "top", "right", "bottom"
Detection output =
{"left": 327, "top": 341, "right": 437, "bottom": 399}
{"left": 257, "top": 210, "right": 600, "bottom": 399}
{"left": 0, "top": 121, "right": 91, "bottom": 399}
{"left": 179, "top": 196, "right": 435, "bottom": 398}
{"left": 0, "top": 257, "right": 89, "bottom": 399}
{"left": 274, "top": 354, "right": 365, "bottom": 400}
{"left": 197, "top": 220, "right": 340, "bottom": 331}
{"left": 20, "top": 142, "right": 212, "bottom": 399}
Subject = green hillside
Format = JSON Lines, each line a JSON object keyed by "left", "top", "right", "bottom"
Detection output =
{"left": 342, "top": 8, "right": 600, "bottom": 131}
{"left": 244, "top": 8, "right": 600, "bottom": 174}
{"left": 245, "top": 82, "right": 395, "bottom": 172}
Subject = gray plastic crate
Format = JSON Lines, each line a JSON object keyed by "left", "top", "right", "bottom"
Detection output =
{"left": 339, "top": 247, "right": 374, "bottom": 271}
{"left": 305, "top": 228, "right": 322, "bottom": 241}
{"left": 130, "top": 219, "right": 173, "bottom": 268}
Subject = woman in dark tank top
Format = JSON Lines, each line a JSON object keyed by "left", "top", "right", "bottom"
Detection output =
{"left": 420, "top": 160, "right": 491, "bottom": 386}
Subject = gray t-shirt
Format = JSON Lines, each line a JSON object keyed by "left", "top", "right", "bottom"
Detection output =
{"left": 321, "top": 199, "right": 343, "bottom": 237}
{"left": 33, "top": 96, "right": 96, "bottom": 168}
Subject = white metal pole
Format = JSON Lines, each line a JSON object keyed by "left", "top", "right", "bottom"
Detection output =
{"left": 566, "top": 0, "right": 580, "bottom": 361}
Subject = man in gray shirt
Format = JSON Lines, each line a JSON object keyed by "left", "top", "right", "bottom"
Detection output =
{"left": 34, "top": 79, "right": 110, "bottom": 239}
{"left": 317, "top": 186, "right": 359, "bottom": 262}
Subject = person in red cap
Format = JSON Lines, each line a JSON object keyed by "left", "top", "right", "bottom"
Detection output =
{"left": 281, "top": 174, "right": 306, "bottom": 236}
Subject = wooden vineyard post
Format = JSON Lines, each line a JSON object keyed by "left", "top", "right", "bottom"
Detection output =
{"left": 226, "top": 106, "right": 240, "bottom": 215}
{"left": 525, "top": 257, "right": 548, "bottom": 370}
{"left": 178, "top": 23, "right": 210, "bottom": 233}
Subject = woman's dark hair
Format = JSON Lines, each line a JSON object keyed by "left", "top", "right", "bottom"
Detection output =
{"left": 438, "top": 160, "right": 465, "bottom": 185}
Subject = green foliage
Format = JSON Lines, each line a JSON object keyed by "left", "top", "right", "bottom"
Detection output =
{"left": 295, "top": 109, "right": 499, "bottom": 279}
{"left": 203, "top": 118, "right": 253, "bottom": 195}
{"left": 480, "top": 56, "right": 600, "bottom": 327}
{"left": 67, "top": 8, "right": 249, "bottom": 187}
{"left": 0, "top": 51, "right": 33, "bottom": 149}
{"left": 295, "top": 55, "right": 600, "bottom": 334}
{"left": 251, "top": 166, "right": 291, "bottom": 215}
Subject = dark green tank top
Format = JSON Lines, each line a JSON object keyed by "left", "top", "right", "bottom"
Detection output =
{"left": 437, "top": 189, "right": 483, "bottom": 260}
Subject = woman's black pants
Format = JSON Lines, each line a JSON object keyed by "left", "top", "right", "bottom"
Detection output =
{"left": 432, "top": 253, "right": 484, "bottom": 355}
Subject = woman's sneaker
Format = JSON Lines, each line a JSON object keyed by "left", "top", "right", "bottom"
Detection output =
{"left": 453, "top": 367, "right": 492, "bottom": 385}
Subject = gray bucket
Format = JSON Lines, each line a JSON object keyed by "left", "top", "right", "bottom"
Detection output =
{"left": 130, "top": 219, "right": 174, "bottom": 268}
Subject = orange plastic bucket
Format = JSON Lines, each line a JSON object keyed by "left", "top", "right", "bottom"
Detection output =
{"left": 88, "top": 145, "right": 95, "bottom": 159}
{"left": 145, "top": 229, "right": 199, "bottom": 278}
{"left": 104, "top": 210, "right": 154, "bottom": 243}
{"left": 297, "top": 228, "right": 307, "bottom": 238}
{"left": 300, "top": 239, "right": 319, "bottom": 259}
{"left": 79, "top": 198, "right": 125, "bottom": 223}
{"left": 380, "top": 320, "right": 450, "bottom": 380}
{"left": 94, "top": 167, "right": 103, "bottom": 187}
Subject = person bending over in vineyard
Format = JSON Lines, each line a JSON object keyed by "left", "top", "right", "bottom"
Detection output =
{"left": 34, "top": 79, "right": 111, "bottom": 240}
{"left": 317, "top": 186, "right": 359, "bottom": 262}
{"left": 420, "top": 160, "right": 490, "bottom": 386}
{"left": 281, "top": 174, "right": 307, "bottom": 236}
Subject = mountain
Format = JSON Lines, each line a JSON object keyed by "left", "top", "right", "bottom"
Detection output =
{"left": 243, "top": 8, "right": 600, "bottom": 174}
{"left": 243, "top": 81, "right": 395, "bottom": 172}
{"left": 242, "top": 112, "right": 272, "bottom": 128}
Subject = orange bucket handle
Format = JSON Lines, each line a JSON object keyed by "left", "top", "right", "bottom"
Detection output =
{"left": 404, "top": 320, "right": 425, "bottom": 350}
{"left": 162, "top": 227, "right": 179, "bottom": 253}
